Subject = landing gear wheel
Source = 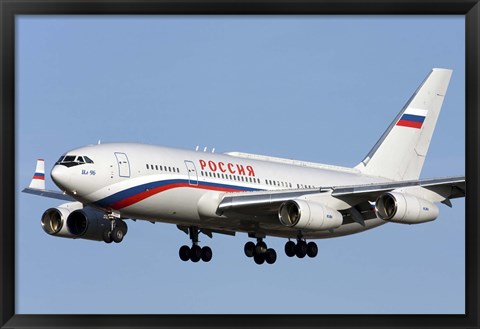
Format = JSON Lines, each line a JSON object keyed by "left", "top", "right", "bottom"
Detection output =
{"left": 285, "top": 240, "right": 296, "bottom": 257}
{"left": 253, "top": 253, "right": 265, "bottom": 265}
{"left": 179, "top": 245, "right": 190, "bottom": 261}
{"left": 255, "top": 241, "right": 267, "bottom": 255}
{"left": 112, "top": 227, "right": 124, "bottom": 243}
{"left": 102, "top": 230, "right": 112, "bottom": 244}
{"left": 307, "top": 242, "right": 318, "bottom": 258}
{"left": 265, "top": 248, "right": 277, "bottom": 264}
{"left": 201, "top": 246, "right": 213, "bottom": 262}
{"left": 244, "top": 241, "right": 255, "bottom": 257}
{"left": 295, "top": 240, "right": 308, "bottom": 258}
{"left": 190, "top": 245, "right": 202, "bottom": 263}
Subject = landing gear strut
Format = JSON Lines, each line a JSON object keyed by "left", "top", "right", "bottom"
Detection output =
{"left": 179, "top": 226, "right": 212, "bottom": 263}
{"left": 103, "top": 218, "right": 128, "bottom": 244}
{"left": 244, "top": 238, "right": 277, "bottom": 265}
{"left": 285, "top": 235, "right": 318, "bottom": 258}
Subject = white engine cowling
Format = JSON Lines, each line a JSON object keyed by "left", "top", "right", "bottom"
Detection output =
{"left": 375, "top": 192, "right": 439, "bottom": 224}
{"left": 41, "top": 202, "right": 117, "bottom": 241}
{"left": 41, "top": 202, "right": 83, "bottom": 238}
{"left": 278, "top": 199, "right": 343, "bottom": 231}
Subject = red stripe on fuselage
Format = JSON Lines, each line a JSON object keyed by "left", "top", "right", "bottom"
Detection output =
{"left": 33, "top": 175, "right": 45, "bottom": 180}
{"left": 110, "top": 183, "right": 243, "bottom": 210}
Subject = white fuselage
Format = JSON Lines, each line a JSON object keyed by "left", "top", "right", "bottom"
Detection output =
{"left": 51, "top": 143, "right": 389, "bottom": 239}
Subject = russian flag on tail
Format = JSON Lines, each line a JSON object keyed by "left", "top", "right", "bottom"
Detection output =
{"left": 29, "top": 159, "right": 45, "bottom": 190}
{"left": 396, "top": 108, "right": 427, "bottom": 129}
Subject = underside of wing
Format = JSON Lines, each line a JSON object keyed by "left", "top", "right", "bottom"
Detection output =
{"left": 22, "top": 187, "right": 75, "bottom": 201}
{"left": 216, "top": 176, "right": 465, "bottom": 229}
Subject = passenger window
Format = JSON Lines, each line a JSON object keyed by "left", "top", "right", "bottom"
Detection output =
{"left": 146, "top": 164, "right": 149, "bottom": 169}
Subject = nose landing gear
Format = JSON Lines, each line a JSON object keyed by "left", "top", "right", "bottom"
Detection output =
{"left": 102, "top": 218, "right": 128, "bottom": 244}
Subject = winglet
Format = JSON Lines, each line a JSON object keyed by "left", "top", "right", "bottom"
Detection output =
{"left": 28, "top": 159, "right": 46, "bottom": 190}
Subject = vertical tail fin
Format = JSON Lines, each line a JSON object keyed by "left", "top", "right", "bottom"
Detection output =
{"left": 28, "top": 159, "right": 46, "bottom": 190}
{"left": 355, "top": 68, "right": 452, "bottom": 181}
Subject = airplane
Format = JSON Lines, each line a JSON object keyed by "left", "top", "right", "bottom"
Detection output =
{"left": 23, "top": 68, "right": 465, "bottom": 265}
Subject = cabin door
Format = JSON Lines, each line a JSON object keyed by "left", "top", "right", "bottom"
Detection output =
{"left": 115, "top": 152, "right": 131, "bottom": 178}
{"left": 184, "top": 160, "right": 198, "bottom": 186}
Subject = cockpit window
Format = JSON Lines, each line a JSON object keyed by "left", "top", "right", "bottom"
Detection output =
{"left": 56, "top": 155, "right": 94, "bottom": 167}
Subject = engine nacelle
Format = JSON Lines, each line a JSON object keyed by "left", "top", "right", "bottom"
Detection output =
{"left": 41, "top": 202, "right": 119, "bottom": 241}
{"left": 375, "top": 192, "right": 439, "bottom": 224}
{"left": 278, "top": 199, "right": 343, "bottom": 231}
{"left": 66, "top": 207, "right": 124, "bottom": 241}
{"left": 41, "top": 202, "right": 83, "bottom": 238}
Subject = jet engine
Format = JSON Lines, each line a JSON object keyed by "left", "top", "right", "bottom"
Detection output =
{"left": 41, "top": 202, "right": 117, "bottom": 241}
{"left": 375, "top": 192, "right": 439, "bottom": 224}
{"left": 278, "top": 199, "right": 343, "bottom": 231}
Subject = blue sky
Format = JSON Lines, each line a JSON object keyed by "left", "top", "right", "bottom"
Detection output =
{"left": 16, "top": 16, "right": 464, "bottom": 314}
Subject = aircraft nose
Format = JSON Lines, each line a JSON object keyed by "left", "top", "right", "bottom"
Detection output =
{"left": 50, "top": 165, "right": 71, "bottom": 190}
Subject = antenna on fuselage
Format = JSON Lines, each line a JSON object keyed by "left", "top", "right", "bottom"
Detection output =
{"left": 195, "top": 146, "right": 199, "bottom": 151}
{"left": 212, "top": 148, "right": 215, "bottom": 153}
{"left": 98, "top": 139, "right": 101, "bottom": 145}
{"left": 203, "top": 147, "right": 207, "bottom": 152}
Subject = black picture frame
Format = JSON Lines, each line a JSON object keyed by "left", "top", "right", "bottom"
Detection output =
{"left": 1, "top": 1, "right": 478, "bottom": 328}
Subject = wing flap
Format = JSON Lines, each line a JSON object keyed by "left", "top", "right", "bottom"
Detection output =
{"left": 332, "top": 176, "right": 465, "bottom": 201}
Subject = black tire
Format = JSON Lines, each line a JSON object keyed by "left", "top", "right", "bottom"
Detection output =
{"left": 102, "top": 230, "right": 112, "bottom": 244}
{"left": 115, "top": 219, "right": 128, "bottom": 236}
{"left": 255, "top": 241, "right": 267, "bottom": 255}
{"left": 253, "top": 253, "right": 265, "bottom": 265}
{"left": 201, "top": 246, "right": 213, "bottom": 262}
{"left": 295, "top": 241, "right": 307, "bottom": 258}
{"left": 244, "top": 241, "right": 255, "bottom": 257}
{"left": 179, "top": 245, "right": 190, "bottom": 261}
{"left": 307, "top": 242, "right": 318, "bottom": 258}
{"left": 265, "top": 248, "right": 277, "bottom": 264}
{"left": 112, "top": 227, "right": 124, "bottom": 243}
{"left": 285, "top": 240, "right": 296, "bottom": 257}
{"left": 190, "top": 245, "right": 202, "bottom": 263}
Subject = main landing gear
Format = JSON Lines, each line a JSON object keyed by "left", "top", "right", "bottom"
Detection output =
{"left": 103, "top": 219, "right": 128, "bottom": 244}
{"left": 244, "top": 238, "right": 277, "bottom": 265}
{"left": 284, "top": 235, "right": 318, "bottom": 259}
{"left": 179, "top": 226, "right": 213, "bottom": 263}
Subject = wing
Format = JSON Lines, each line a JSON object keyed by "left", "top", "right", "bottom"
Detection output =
{"left": 22, "top": 187, "right": 75, "bottom": 201}
{"left": 217, "top": 176, "right": 465, "bottom": 216}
